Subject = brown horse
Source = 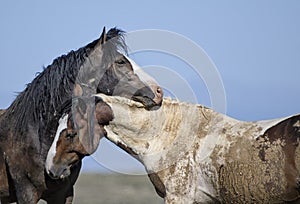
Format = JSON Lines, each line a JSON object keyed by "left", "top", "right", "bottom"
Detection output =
{"left": 0, "top": 27, "right": 162, "bottom": 204}
{"left": 0, "top": 96, "right": 113, "bottom": 204}
{"left": 45, "top": 96, "right": 113, "bottom": 180}
{"left": 42, "top": 96, "right": 113, "bottom": 203}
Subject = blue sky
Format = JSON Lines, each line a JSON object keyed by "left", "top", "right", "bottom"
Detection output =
{"left": 1, "top": 1, "right": 299, "bottom": 173}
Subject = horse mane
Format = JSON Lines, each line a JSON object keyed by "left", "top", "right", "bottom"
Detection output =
{"left": 103, "top": 28, "right": 127, "bottom": 60}
{"left": 0, "top": 109, "right": 5, "bottom": 115}
{"left": 6, "top": 27, "right": 127, "bottom": 136}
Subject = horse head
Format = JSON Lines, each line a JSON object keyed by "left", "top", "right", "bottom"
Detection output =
{"left": 75, "top": 27, "right": 163, "bottom": 108}
{"left": 45, "top": 96, "right": 113, "bottom": 179}
{"left": 45, "top": 27, "right": 164, "bottom": 179}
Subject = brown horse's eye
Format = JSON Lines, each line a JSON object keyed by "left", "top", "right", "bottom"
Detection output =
{"left": 66, "top": 132, "right": 77, "bottom": 139}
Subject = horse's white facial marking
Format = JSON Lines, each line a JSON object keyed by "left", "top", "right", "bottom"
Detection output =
{"left": 45, "top": 114, "right": 69, "bottom": 173}
{"left": 125, "top": 56, "right": 158, "bottom": 86}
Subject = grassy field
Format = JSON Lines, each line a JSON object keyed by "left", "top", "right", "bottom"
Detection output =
{"left": 73, "top": 173, "right": 164, "bottom": 204}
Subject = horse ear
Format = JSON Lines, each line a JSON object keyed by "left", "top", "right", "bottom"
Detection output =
{"left": 78, "top": 98, "right": 113, "bottom": 155}
{"left": 99, "top": 27, "right": 107, "bottom": 45}
{"left": 95, "top": 99, "right": 114, "bottom": 125}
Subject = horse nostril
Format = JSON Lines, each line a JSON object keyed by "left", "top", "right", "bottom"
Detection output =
{"left": 155, "top": 86, "right": 163, "bottom": 99}
{"left": 156, "top": 87, "right": 162, "bottom": 96}
{"left": 152, "top": 86, "right": 163, "bottom": 105}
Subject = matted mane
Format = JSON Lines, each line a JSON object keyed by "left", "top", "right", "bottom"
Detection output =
{"left": 6, "top": 28, "right": 127, "bottom": 135}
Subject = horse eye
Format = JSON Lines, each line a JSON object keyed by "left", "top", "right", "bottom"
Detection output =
{"left": 115, "top": 59, "right": 126, "bottom": 65}
{"left": 66, "top": 132, "right": 77, "bottom": 138}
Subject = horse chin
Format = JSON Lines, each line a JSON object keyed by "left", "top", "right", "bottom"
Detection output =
{"left": 131, "top": 96, "right": 161, "bottom": 110}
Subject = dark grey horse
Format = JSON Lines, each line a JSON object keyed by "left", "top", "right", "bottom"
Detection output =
{"left": 0, "top": 27, "right": 163, "bottom": 203}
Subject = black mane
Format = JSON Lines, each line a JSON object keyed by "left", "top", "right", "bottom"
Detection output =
{"left": 103, "top": 28, "right": 127, "bottom": 62}
{"left": 6, "top": 27, "right": 127, "bottom": 137}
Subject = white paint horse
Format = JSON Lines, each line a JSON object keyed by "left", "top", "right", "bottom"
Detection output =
{"left": 99, "top": 94, "right": 300, "bottom": 204}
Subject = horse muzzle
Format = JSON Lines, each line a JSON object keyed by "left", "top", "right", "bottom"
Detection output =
{"left": 132, "top": 85, "right": 163, "bottom": 108}
{"left": 47, "top": 166, "right": 71, "bottom": 180}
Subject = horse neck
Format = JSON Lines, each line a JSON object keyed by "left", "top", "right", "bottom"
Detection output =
{"left": 6, "top": 50, "right": 87, "bottom": 137}
{"left": 104, "top": 97, "right": 219, "bottom": 173}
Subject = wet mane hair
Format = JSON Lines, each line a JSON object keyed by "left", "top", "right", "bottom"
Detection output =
{"left": 6, "top": 27, "right": 126, "bottom": 136}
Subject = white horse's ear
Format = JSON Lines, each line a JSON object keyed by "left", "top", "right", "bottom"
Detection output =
{"left": 76, "top": 98, "right": 87, "bottom": 115}
{"left": 79, "top": 98, "right": 113, "bottom": 155}
{"left": 95, "top": 99, "right": 114, "bottom": 125}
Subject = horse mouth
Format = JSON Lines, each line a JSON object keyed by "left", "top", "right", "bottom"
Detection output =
{"left": 131, "top": 96, "right": 162, "bottom": 110}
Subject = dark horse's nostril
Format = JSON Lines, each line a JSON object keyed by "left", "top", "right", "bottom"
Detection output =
{"left": 156, "top": 87, "right": 163, "bottom": 98}
{"left": 151, "top": 86, "right": 163, "bottom": 105}
{"left": 157, "top": 87, "right": 162, "bottom": 94}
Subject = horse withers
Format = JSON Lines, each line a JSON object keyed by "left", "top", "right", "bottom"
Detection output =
{"left": 0, "top": 27, "right": 163, "bottom": 204}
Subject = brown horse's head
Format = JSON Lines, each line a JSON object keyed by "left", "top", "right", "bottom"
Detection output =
{"left": 45, "top": 96, "right": 113, "bottom": 179}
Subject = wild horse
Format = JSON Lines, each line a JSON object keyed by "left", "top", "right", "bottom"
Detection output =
{"left": 0, "top": 27, "right": 163, "bottom": 203}
{"left": 0, "top": 97, "right": 113, "bottom": 204}
{"left": 101, "top": 95, "right": 300, "bottom": 203}
{"left": 42, "top": 96, "right": 114, "bottom": 203}
{"left": 45, "top": 96, "right": 113, "bottom": 180}
{"left": 50, "top": 94, "right": 300, "bottom": 203}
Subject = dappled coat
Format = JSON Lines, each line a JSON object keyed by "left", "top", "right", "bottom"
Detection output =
{"left": 99, "top": 94, "right": 300, "bottom": 204}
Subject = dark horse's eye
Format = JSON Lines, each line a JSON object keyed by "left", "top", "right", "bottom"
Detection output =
{"left": 115, "top": 59, "right": 126, "bottom": 65}
{"left": 66, "top": 132, "right": 77, "bottom": 139}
